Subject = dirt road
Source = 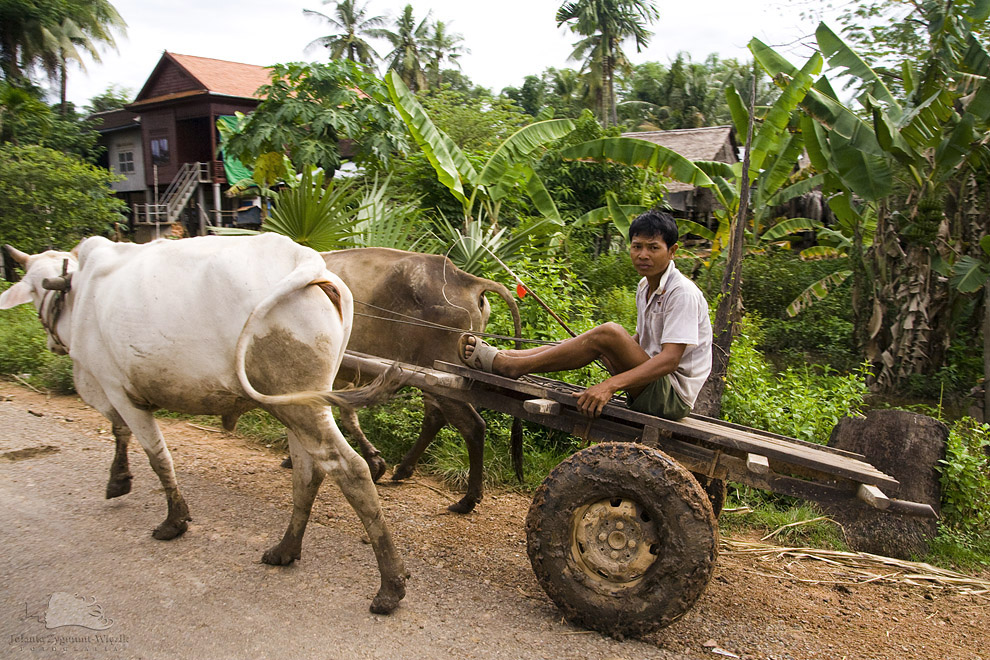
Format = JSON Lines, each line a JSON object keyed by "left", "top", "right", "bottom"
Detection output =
{"left": 1, "top": 383, "right": 986, "bottom": 660}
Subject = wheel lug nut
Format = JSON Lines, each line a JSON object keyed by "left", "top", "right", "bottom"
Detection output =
{"left": 610, "top": 551, "right": 619, "bottom": 559}
{"left": 598, "top": 533, "right": 607, "bottom": 541}
{"left": 628, "top": 539, "right": 636, "bottom": 549}
{"left": 616, "top": 522, "right": 624, "bottom": 530}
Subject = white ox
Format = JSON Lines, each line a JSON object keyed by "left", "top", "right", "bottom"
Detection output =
{"left": 0, "top": 234, "right": 406, "bottom": 614}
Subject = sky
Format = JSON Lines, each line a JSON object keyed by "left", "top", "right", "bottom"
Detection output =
{"left": 61, "top": 0, "right": 838, "bottom": 108}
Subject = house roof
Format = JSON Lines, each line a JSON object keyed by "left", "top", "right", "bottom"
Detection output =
{"left": 89, "top": 107, "right": 140, "bottom": 133}
{"left": 132, "top": 51, "right": 270, "bottom": 106}
{"left": 622, "top": 125, "right": 738, "bottom": 193}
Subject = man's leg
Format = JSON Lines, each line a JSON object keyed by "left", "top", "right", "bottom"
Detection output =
{"left": 461, "top": 322, "right": 650, "bottom": 379}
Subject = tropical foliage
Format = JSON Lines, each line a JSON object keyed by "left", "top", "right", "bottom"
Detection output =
{"left": 223, "top": 60, "right": 408, "bottom": 175}
{"left": 303, "top": 0, "right": 385, "bottom": 66}
{"left": 751, "top": 2, "right": 990, "bottom": 394}
{"left": 556, "top": 0, "right": 659, "bottom": 127}
{"left": 0, "top": 143, "right": 125, "bottom": 253}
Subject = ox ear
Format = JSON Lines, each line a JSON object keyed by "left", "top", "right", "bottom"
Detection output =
{"left": 0, "top": 281, "right": 34, "bottom": 309}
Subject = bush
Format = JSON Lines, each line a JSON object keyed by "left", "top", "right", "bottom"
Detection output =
{"left": 722, "top": 316, "right": 868, "bottom": 444}
{"left": 939, "top": 417, "right": 990, "bottom": 539}
{"left": 0, "top": 282, "right": 75, "bottom": 392}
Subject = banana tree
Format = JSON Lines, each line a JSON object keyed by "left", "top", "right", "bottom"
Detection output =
{"left": 562, "top": 50, "right": 825, "bottom": 273}
{"left": 952, "top": 236, "right": 990, "bottom": 417}
{"left": 386, "top": 71, "right": 573, "bottom": 272}
{"left": 752, "top": 6, "right": 990, "bottom": 392}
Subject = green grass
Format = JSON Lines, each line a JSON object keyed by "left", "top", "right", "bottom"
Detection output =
{"left": 719, "top": 485, "right": 849, "bottom": 550}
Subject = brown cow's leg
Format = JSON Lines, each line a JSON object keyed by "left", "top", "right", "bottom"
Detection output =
{"left": 391, "top": 396, "right": 447, "bottom": 482}
{"left": 435, "top": 398, "right": 486, "bottom": 514}
{"left": 262, "top": 430, "right": 325, "bottom": 565}
{"left": 337, "top": 407, "right": 387, "bottom": 482}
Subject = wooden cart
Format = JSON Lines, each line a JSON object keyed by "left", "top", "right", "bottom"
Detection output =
{"left": 342, "top": 351, "right": 937, "bottom": 637}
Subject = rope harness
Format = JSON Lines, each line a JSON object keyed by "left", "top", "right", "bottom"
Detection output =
{"left": 352, "top": 299, "right": 557, "bottom": 346}
{"left": 37, "top": 259, "right": 72, "bottom": 355}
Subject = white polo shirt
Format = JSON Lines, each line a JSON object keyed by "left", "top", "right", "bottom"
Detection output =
{"left": 635, "top": 262, "right": 713, "bottom": 408}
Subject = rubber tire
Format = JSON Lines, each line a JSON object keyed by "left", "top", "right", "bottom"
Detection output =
{"left": 526, "top": 442, "right": 718, "bottom": 638}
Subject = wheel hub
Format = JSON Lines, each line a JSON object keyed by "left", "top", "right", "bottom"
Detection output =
{"left": 571, "top": 497, "right": 661, "bottom": 587}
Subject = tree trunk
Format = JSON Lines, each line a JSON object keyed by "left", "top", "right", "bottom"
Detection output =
{"left": 984, "top": 278, "right": 989, "bottom": 419}
{"left": 694, "top": 73, "right": 755, "bottom": 417}
{"left": 59, "top": 56, "right": 68, "bottom": 117}
{"left": 826, "top": 410, "right": 945, "bottom": 558}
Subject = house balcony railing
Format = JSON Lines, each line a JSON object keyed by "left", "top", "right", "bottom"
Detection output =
{"left": 133, "top": 161, "right": 210, "bottom": 226}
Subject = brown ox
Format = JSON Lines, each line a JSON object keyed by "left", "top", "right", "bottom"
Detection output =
{"left": 322, "top": 247, "right": 522, "bottom": 514}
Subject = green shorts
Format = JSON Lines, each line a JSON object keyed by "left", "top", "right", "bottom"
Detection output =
{"left": 627, "top": 375, "right": 692, "bottom": 420}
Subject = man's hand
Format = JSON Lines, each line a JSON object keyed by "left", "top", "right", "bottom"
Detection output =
{"left": 576, "top": 381, "right": 618, "bottom": 418}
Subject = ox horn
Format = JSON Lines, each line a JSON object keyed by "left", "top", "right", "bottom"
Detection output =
{"left": 4, "top": 245, "right": 29, "bottom": 266}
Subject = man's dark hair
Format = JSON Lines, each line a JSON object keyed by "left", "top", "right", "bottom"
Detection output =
{"left": 628, "top": 209, "right": 678, "bottom": 247}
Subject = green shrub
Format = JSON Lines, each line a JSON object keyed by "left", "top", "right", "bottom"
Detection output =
{"left": 938, "top": 417, "right": 990, "bottom": 541}
{"left": 722, "top": 316, "right": 868, "bottom": 444}
{"left": 0, "top": 282, "right": 76, "bottom": 392}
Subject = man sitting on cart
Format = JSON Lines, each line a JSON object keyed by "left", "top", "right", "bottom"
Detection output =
{"left": 459, "top": 209, "right": 712, "bottom": 420}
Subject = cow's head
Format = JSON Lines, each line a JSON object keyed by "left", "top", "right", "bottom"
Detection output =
{"left": 0, "top": 245, "right": 77, "bottom": 311}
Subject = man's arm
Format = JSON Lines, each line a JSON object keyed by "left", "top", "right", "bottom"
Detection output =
{"left": 576, "top": 343, "right": 686, "bottom": 417}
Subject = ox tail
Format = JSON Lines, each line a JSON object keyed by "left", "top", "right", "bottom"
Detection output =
{"left": 234, "top": 258, "right": 404, "bottom": 410}
{"left": 477, "top": 279, "right": 525, "bottom": 483}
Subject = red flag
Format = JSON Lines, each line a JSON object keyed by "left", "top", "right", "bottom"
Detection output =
{"left": 516, "top": 282, "right": 528, "bottom": 298}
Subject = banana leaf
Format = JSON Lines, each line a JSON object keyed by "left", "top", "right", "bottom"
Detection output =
{"left": 951, "top": 255, "right": 990, "bottom": 293}
{"left": 725, "top": 84, "right": 750, "bottom": 139}
{"left": 386, "top": 71, "right": 474, "bottom": 205}
{"left": 560, "top": 137, "right": 713, "bottom": 187}
{"left": 786, "top": 269, "right": 852, "bottom": 317}
{"left": 523, "top": 167, "right": 564, "bottom": 225}
{"left": 765, "top": 173, "right": 826, "bottom": 210}
{"left": 476, "top": 119, "right": 576, "bottom": 186}
{"left": 816, "top": 23, "right": 901, "bottom": 115}
{"left": 748, "top": 51, "right": 821, "bottom": 175}
{"left": 760, "top": 217, "right": 822, "bottom": 242}
{"left": 678, "top": 219, "right": 716, "bottom": 241}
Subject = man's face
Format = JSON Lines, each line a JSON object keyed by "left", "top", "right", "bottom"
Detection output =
{"left": 629, "top": 233, "right": 677, "bottom": 279}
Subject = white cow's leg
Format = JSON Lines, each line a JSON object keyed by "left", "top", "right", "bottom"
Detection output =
{"left": 98, "top": 392, "right": 190, "bottom": 540}
{"left": 262, "top": 430, "right": 325, "bottom": 565}
{"left": 319, "top": 417, "right": 406, "bottom": 614}
{"left": 276, "top": 407, "right": 406, "bottom": 614}
{"left": 73, "top": 367, "right": 134, "bottom": 499}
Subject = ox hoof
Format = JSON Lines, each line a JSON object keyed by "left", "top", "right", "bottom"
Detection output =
{"left": 447, "top": 497, "right": 478, "bottom": 515}
{"left": 390, "top": 464, "right": 414, "bottom": 482}
{"left": 261, "top": 545, "right": 300, "bottom": 566}
{"left": 280, "top": 456, "right": 293, "bottom": 469}
{"left": 105, "top": 476, "right": 132, "bottom": 499}
{"left": 152, "top": 518, "right": 188, "bottom": 540}
{"left": 368, "top": 456, "right": 388, "bottom": 483}
{"left": 369, "top": 576, "right": 406, "bottom": 615}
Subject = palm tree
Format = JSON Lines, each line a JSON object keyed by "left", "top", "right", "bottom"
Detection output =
{"left": 303, "top": 0, "right": 385, "bottom": 67}
{"left": 424, "top": 21, "right": 467, "bottom": 88}
{"left": 556, "top": 0, "right": 658, "bottom": 127}
{"left": 377, "top": 4, "right": 431, "bottom": 92}
{"left": 0, "top": 0, "right": 125, "bottom": 113}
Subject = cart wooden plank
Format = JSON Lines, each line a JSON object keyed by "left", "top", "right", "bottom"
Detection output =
{"left": 430, "top": 360, "right": 899, "bottom": 490}
{"left": 340, "top": 351, "right": 935, "bottom": 518}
